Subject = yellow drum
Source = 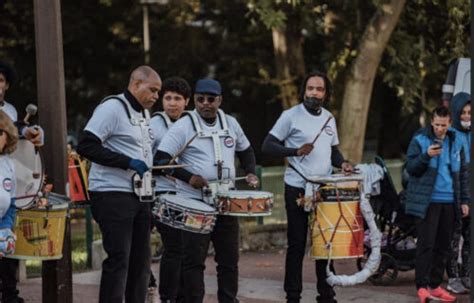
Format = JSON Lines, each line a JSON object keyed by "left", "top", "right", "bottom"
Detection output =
{"left": 310, "top": 175, "right": 364, "bottom": 260}
{"left": 9, "top": 193, "right": 69, "bottom": 260}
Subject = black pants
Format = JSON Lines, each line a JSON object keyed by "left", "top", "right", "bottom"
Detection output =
{"left": 149, "top": 192, "right": 186, "bottom": 302}
{"left": 90, "top": 191, "right": 151, "bottom": 303}
{"left": 155, "top": 221, "right": 186, "bottom": 302}
{"left": 415, "top": 203, "right": 455, "bottom": 289}
{"left": 447, "top": 217, "right": 470, "bottom": 278}
{"left": 0, "top": 257, "right": 20, "bottom": 302}
{"left": 182, "top": 215, "right": 239, "bottom": 303}
{"left": 284, "top": 184, "right": 336, "bottom": 303}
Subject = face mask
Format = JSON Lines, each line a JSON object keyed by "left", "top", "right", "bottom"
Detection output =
{"left": 303, "top": 97, "right": 323, "bottom": 114}
{"left": 460, "top": 120, "right": 471, "bottom": 129}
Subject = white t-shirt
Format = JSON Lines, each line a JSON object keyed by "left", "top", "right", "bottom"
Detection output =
{"left": 158, "top": 110, "right": 250, "bottom": 200}
{"left": 0, "top": 101, "right": 18, "bottom": 122}
{"left": 85, "top": 94, "right": 154, "bottom": 192}
{"left": 270, "top": 104, "right": 339, "bottom": 189}
{"left": 0, "top": 155, "right": 16, "bottom": 219}
{"left": 150, "top": 112, "right": 178, "bottom": 193}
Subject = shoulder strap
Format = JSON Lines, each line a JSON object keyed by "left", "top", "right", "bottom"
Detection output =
{"left": 152, "top": 111, "right": 172, "bottom": 128}
{"left": 100, "top": 95, "right": 131, "bottom": 119}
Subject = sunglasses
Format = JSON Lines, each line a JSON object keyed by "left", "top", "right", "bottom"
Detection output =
{"left": 195, "top": 95, "right": 218, "bottom": 104}
{"left": 0, "top": 129, "right": 4, "bottom": 136}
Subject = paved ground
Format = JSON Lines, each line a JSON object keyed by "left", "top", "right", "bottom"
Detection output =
{"left": 17, "top": 250, "right": 471, "bottom": 302}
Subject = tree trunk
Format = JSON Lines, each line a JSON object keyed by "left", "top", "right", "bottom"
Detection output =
{"left": 272, "top": 25, "right": 304, "bottom": 110}
{"left": 338, "top": 0, "right": 406, "bottom": 163}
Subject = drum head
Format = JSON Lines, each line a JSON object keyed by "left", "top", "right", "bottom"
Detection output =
{"left": 160, "top": 194, "right": 216, "bottom": 213}
{"left": 216, "top": 190, "right": 273, "bottom": 199}
{"left": 11, "top": 141, "right": 44, "bottom": 209}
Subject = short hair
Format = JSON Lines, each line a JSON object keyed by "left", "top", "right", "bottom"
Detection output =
{"left": 0, "top": 110, "right": 19, "bottom": 154}
{"left": 129, "top": 65, "right": 159, "bottom": 85}
{"left": 160, "top": 77, "right": 191, "bottom": 99}
{"left": 432, "top": 105, "right": 451, "bottom": 119}
{"left": 298, "top": 70, "right": 332, "bottom": 103}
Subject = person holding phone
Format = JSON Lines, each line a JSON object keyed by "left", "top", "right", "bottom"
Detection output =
{"left": 405, "top": 106, "right": 470, "bottom": 303}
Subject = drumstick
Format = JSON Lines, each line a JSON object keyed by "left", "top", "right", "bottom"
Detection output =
{"left": 169, "top": 133, "right": 198, "bottom": 164}
{"left": 152, "top": 164, "right": 190, "bottom": 170}
{"left": 299, "top": 116, "right": 332, "bottom": 162}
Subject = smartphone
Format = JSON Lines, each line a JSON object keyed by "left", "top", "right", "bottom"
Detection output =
{"left": 433, "top": 138, "right": 443, "bottom": 150}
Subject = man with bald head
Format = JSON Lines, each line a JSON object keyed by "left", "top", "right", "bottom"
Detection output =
{"left": 77, "top": 65, "right": 161, "bottom": 303}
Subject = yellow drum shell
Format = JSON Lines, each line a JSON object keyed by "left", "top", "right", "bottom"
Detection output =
{"left": 311, "top": 200, "right": 364, "bottom": 260}
{"left": 9, "top": 205, "right": 67, "bottom": 260}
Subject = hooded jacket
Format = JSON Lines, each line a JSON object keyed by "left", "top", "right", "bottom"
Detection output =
{"left": 449, "top": 92, "right": 471, "bottom": 163}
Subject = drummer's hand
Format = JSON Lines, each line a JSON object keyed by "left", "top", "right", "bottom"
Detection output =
{"left": 189, "top": 175, "right": 208, "bottom": 189}
{"left": 246, "top": 173, "right": 259, "bottom": 188}
{"left": 24, "top": 127, "right": 43, "bottom": 147}
{"left": 128, "top": 159, "right": 149, "bottom": 178}
{"left": 296, "top": 143, "right": 313, "bottom": 156}
{"left": 341, "top": 161, "right": 353, "bottom": 175}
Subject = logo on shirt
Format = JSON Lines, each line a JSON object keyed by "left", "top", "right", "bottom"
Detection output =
{"left": 224, "top": 136, "right": 235, "bottom": 148}
{"left": 324, "top": 125, "right": 334, "bottom": 136}
{"left": 148, "top": 128, "right": 155, "bottom": 141}
{"left": 3, "top": 178, "right": 12, "bottom": 192}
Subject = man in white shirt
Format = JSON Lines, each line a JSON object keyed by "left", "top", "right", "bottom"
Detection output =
{"left": 262, "top": 71, "right": 353, "bottom": 303}
{"left": 77, "top": 66, "right": 161, "bottom": 303}
{"left": 154, "top": 78, "right": 258, "bottom": 303}
{"left": 148, "top": 76, "right": 191, "bottom": 302}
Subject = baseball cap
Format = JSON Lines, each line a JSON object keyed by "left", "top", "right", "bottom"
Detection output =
{"left": 194, "top": 78, "right": 222, "bottom": 95}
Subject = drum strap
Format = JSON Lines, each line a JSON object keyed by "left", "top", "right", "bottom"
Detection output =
{"left": 100, "top": 95, "right": 152, "bottom": 159}
{"left": 188, "top": 110, "right": 230, "bottom": 179}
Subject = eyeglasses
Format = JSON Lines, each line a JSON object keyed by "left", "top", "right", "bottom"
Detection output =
{"left": 195, "top": 95, "right": 218, "bottom": 104}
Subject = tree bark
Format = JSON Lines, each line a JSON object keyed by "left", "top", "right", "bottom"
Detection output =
{"left": 338, "top": 0, "right": 406, "bottom": 162}
{"left": 271, "top": 18, "right": 305, "bottom": 110}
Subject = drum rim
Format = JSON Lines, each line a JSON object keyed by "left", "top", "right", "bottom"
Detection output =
{"left": 12, "top": 141, "right": 45, "bottom": 210}
{"left": 215, "top": 190, "right": 273, "bottom": 199}
{"left": 158, "top": 194, "right": 217, "bottom": 213}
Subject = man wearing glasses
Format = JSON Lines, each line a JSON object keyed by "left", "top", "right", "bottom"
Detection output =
{"left": 154, "top": 78, "right": 258, "bottom": 303}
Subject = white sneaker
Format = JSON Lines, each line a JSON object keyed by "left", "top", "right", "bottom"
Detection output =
{"left": 447, "top": 278, "right": 468, "bottom": 294}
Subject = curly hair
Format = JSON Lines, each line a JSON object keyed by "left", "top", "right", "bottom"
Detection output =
{"left": 0, "top": 110, "right": 18, "bottom": 154}
{"left": 160, "top": 77, "right": 192, "bottom": 100}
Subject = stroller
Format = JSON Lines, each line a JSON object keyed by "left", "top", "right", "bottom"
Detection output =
{"left": 357, "top": 156, "right": 417, "bottom": 286}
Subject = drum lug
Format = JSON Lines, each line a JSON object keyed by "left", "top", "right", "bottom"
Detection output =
{"left": 247, "top": 198, "right": 253, "bottom": 214}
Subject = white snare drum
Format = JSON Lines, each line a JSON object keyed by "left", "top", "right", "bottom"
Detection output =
{"left": 11, "top": 140, "right": 44, "bottom": 209}
{"left": 153, "top": 194, "right": 217, "bottom": 234}
{"left": 215, "top": 190, "right": 273, "bottom": 216}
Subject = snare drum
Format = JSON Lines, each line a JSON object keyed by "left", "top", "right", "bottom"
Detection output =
{"left": 309, "top": 174, "right": 364, "bottom": 260}
{"left": 153, "top": 194, "right": 217, "bottom": 234}
{"left": 215, "top": 190, "right": 273, "bottom": 216}
{"left": 11, "top": 140, "right": 44, "bottom": 209}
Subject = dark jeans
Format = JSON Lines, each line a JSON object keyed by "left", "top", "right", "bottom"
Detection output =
{"left": 90, "top": 191, "right": 151, "bottom": 303}
{"left": 447, "top": 217, "right": 470, "bottom": 278}
{"left": 182, "top": 215, "right": 240, "bottom": 303}
{"left": 415, "top": 203, "right": 455, "bottom": 289}
{"left": 284, "top": 184, "right": 336, "bottom": 303}
{"left": 149, "top": 191, "right": 186, "bottom": 302}
{"left": 0, "top": 257, "right": 21, "bottom": 302}
{"left": 155, "top": 221, "right": 186, "bottom": 302}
